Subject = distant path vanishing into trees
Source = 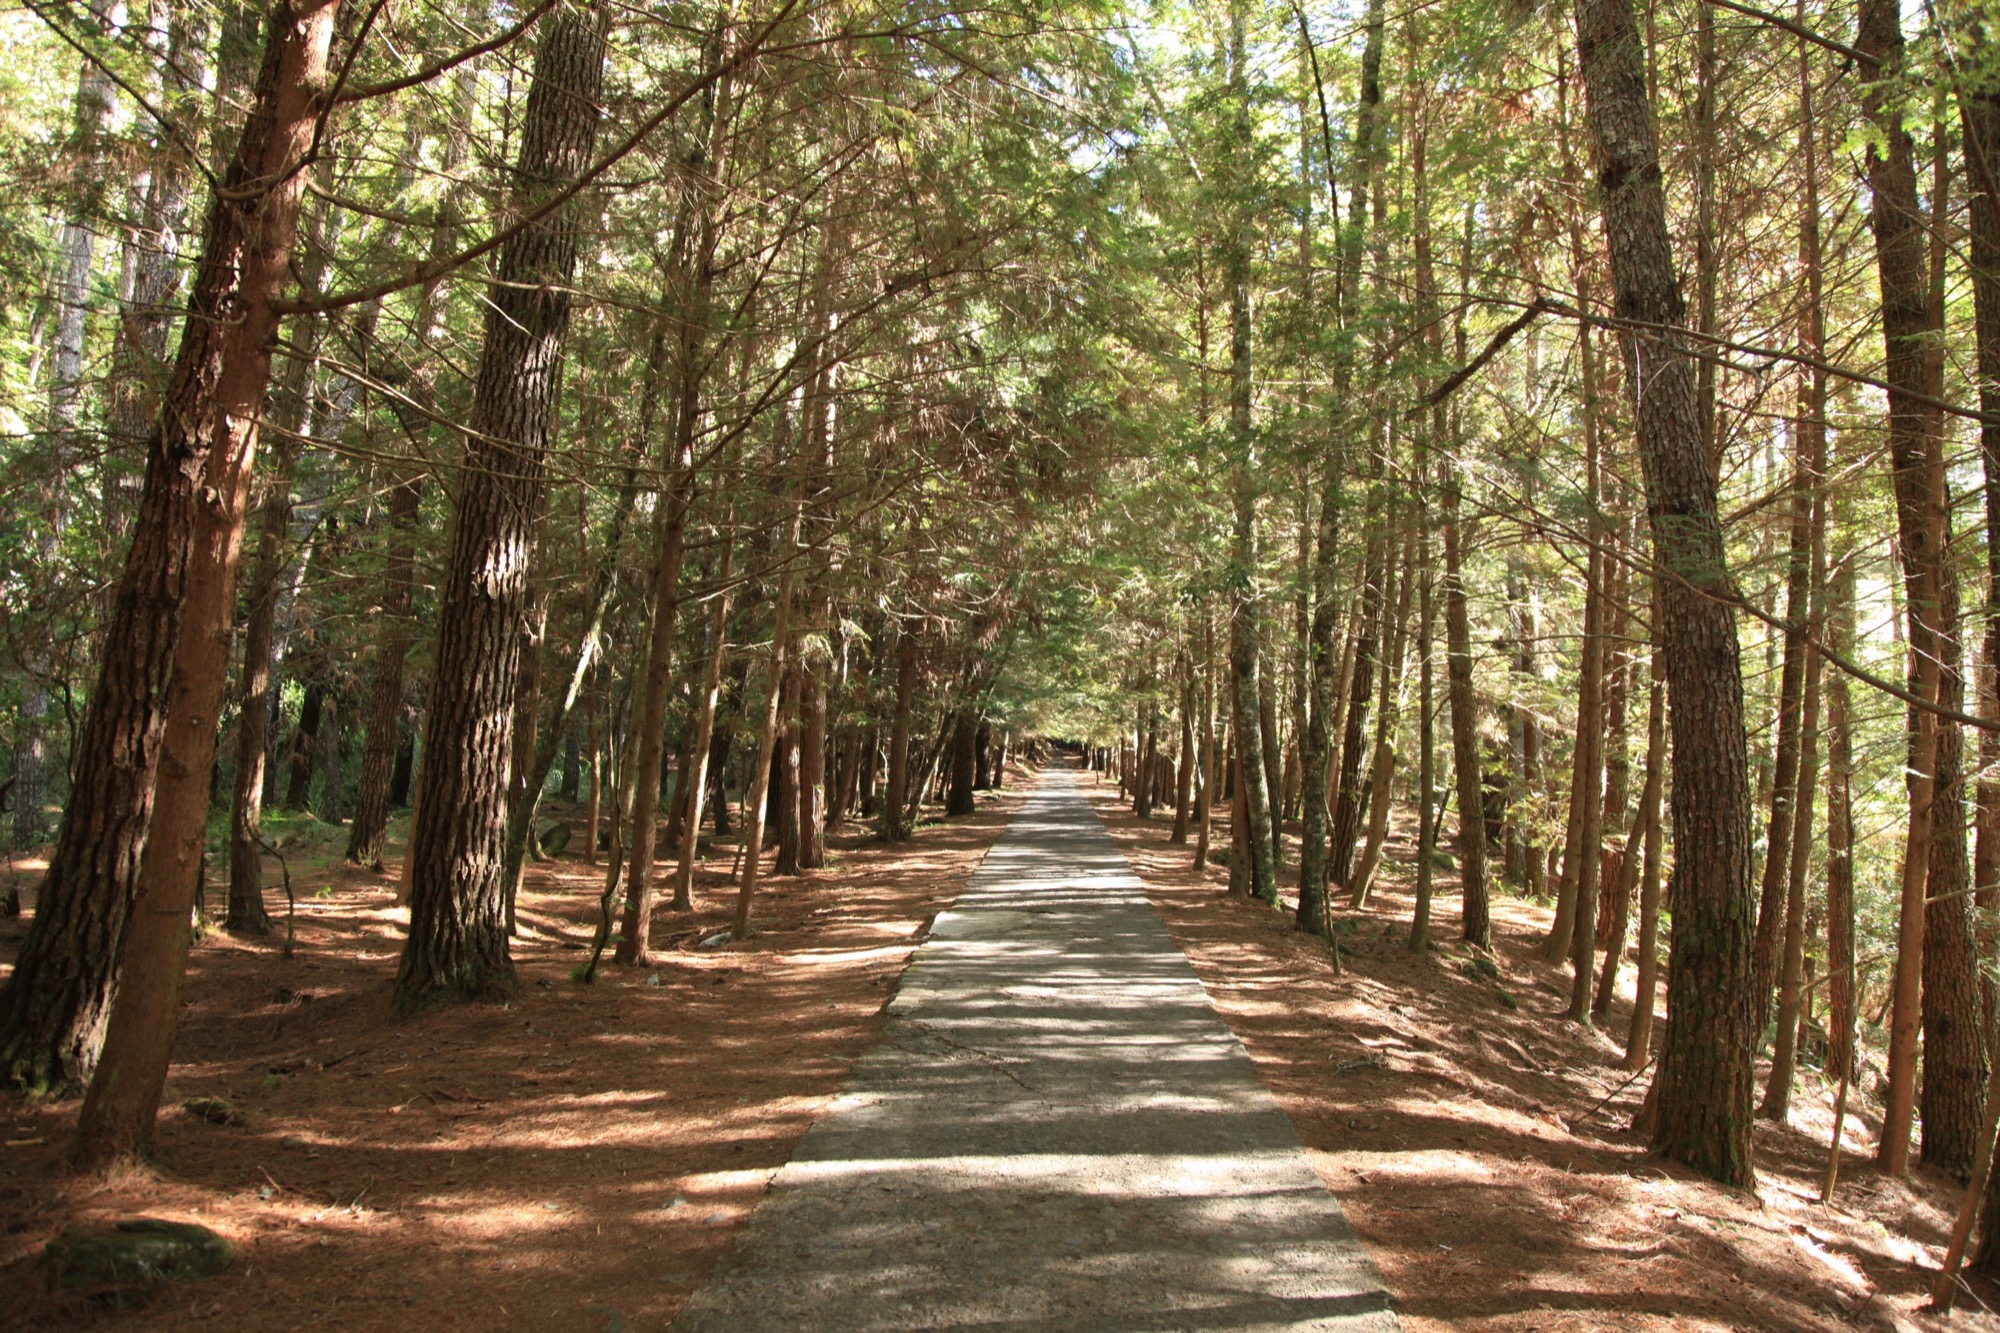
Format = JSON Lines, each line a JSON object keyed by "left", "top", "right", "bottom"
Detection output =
{"left": 673, "top": 766, "right": 1399, "bottom": 1330}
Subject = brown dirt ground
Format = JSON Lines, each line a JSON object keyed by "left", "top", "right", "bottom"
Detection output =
{"left": 0, "top": 776, "right": 1030, "bottom": 1331}
{"left": 1082, "top": 774, "right": 1999, "bottom": 1333}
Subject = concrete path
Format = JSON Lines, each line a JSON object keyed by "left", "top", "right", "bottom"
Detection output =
{"left": 672, "top": 768, "right": 1399, "bottom": 1332}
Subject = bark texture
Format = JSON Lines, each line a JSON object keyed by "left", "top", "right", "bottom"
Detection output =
{"left": 0, "top": 0, "right": 333, "bottom": 1095}
{"left": 345, "top": 473, "right": 424, "bottom": 869}
{"left": 1576, "top": 0, "right": 1757, "bottom": 1186}
{"left": 72, "top": 0, "right": 340, "bottom": 1161}
{"left": 395, "top": 2, "right": 610, "bottom": 1013}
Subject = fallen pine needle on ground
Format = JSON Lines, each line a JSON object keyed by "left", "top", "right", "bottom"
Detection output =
{"left": 1082, "top": 775, "right": 1994, "bottom": 1333}
{"left": 0, "top": 780, "right": 1027, "bottom": 1331}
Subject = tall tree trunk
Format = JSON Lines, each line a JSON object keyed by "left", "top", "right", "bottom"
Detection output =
{"left": 1921, "top": 112, "right": 1987, "bottom": 1183}
{"left": 1409, "top": 501, "right": 1438, "bottom": 951}
{"left": 1328, "top": 529, "right": 1385, "bottom": 894}
{"left": 1443, "top": 446, "right": 1487, "bottom": 946}
{"left": 1350, "top": 527, "right": 1416, "bottom": 907}
{"left": 284, "top": 681, "right": 323, "bottom": 811}
{"left": 1576, "top": 0, "right": 1758, "bottom": 1186}
{"left": 317, "top": 693, "right": 341, "bottom": 823}
{"left": 709, "top": 663, "right": 742, "bottom": 836}
{"left": 1761, "top": 86, "right": 1831, "bottom": 1115}
{"left": 1966, "top": 17, "right": 2000, "bottom": 1059}
{"left": 1750, "top": 434, "right": 1814, "bottom": 1032}
{"left": 1172, "top": 655, "right": 1196, "bottom": 843}
{"left": 1563, "top": 543, "right": 1608, "bottom": 1020}
{"left": 858, "top": 726, "right": 879, "bottom": 818}
{"left": 1229, "top": 690, "right": 1251, "bottom": 900}
{"left": 1606, "top": 641, "right": 1665, "bottom": 1030}
{"left": 1855, "top": 0, "right": 1968, "bottom": 1177}
{"left": 733, "top": 563, "right": 797, "bottom": 938}
{"left": 225, "top": 432, "right": 304, "bottom": 932}
{"left": 391, "top": 729, "right": 415, "bottom": 808}
{"left": 1134, "top": 696, "right": 1155, "bottom": 819}
{"left": 1761, "top": 493, "right": 1823, "bottom": 1120}
{"left": 1820, "top": 550, "right": 1858, "bottom": 1089}
{"left": 1594, "top": 553, "right": 1634, "bottom": 950}
{"left": 345, "top": 84, "right": 473, "bottom": 869}
{"left": 1924, "top": 598, "right": 1984, "bottom": 1178}
{"left": 395, "top": 1, "right": 610, "bottom": 1014}
{"left": 1508, "top": 557, "right": 1545, "bottom": 899}
{"left": 798, "top": 645, "right": 829, "bottom": 859}
{"left": 1297, "top": 455, "right": 1341, "bottom": 931}
{"left": 1258, "top": 644, "right": 1283, "bottom": 870}
{"left": 774, "top": 669, "right": 802, "bottom": 875}
{"left": 504, "top": 522, "right": 552, "bottom": 922}
{"left": 1224, "top": 0, "right": 1276, "bottom": 905}
{"left": 670, "top": 547, "right": 735, "bottom": 913}
{"left": 1619, "top": 579, "right": 1669, "bottom": 1064}
{"left": 1195, "top": 610, "right": 1216, "bottom": 871}
{"left": 0, "top": 0, "right": 334, "bottom": 1095}
{"left": 68, "top": 0, "right": 340, "bottom": 1158}
{"left": 1546, "top": 287, "right": 1607, "bottom": 967}
{"left": 883, "top": 620, "right": 916, "bottom": 841}
{"left": 946, "top": 707, "right": 978, "bottom": 817}
{"left": 345, "top": 474, "right": 425, "bottom": 869}
{"left": 613, "top": 466, "right": 696, "bottom": 966}
{"left": 584, "top": 663, "right": 602, "bottom": 864}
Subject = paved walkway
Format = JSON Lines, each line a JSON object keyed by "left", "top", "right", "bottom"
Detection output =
{"left": 673, "top": 768, "right": 1398, "bottom": 1331}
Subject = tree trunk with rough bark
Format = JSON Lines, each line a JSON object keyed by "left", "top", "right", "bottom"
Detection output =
{"left": 1620, "top": 623, "right": 1668, "bottom": 1069}
{"left": 1223, "top": 0, "right": 1275, "bottom": 906}
{"left": 613, "top": 464, "right": 696, "bottom": 966}
{"left": 1761, "top": 87, "right": 1830, "bottom": 1115}
{"left": 670, "top": 549, "right": 734, "bottom": 912}
{"left": 69, "top": 0, "right": 340, "bottom": 1159}
{"left": 1297, "top": 465, "right": 1340, "bottom": 931}
{"left": 1172, "top": 659, "right": 1196, "bottom": 843}
{"left": 345, "top": 474, "right": 425, "bottom": 870}
{"left": 1443, "top": 458, "right": 1487, "bottom": 946}
{"left": 947, "top": 707, "right": 978, "bottom": 817}
{"left": 317, "top": 693, "right": 341, "bottom": 824}
{"left": 395, "top": 2, "right": 610, "bottom": 1014}
{"left": 1351, "top": 528, "right": 1416, "bottom": 908}
{"left": 1961, "top": 16, "right": 2000, "bottom": 1274}
{"left": 883, "top": 621, "right": 916, "bottom": 841}
{"left": 732, "top": 559, "right": 796, "bottom": 938}
{"left": 1602, "top": 650, "right": 1662, "bottom": 1024}
{"left": 284, "top": 681, "right": 323, "bottom": 811}
{"left": 798, "top": 645, "right": 829, "bottom": 861}
{"left": 1822, "top": 550, "right": 1859, "bottom": 1086}
{"left": 1854, "top": 0, "right": 1974, "bottom": 1178}
{"left": 1577, "top": 0, "right": 1758, "bottom": 1186}
{"left": 225, "top": 433, "right": 303, "bottom": 932}
{"left": 0, "top": 0, "right": 333, "bottom": 1096}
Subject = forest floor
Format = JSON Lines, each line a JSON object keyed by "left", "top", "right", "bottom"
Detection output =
{"left": 3, "top": 766, "right": 1994, "bottom": 1331}
{"left": 0, "top": 777, "right": 1030, "bottom": 1330}
{"left": 1082, "top": 775, "right": 1996, "bottom": 1333}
